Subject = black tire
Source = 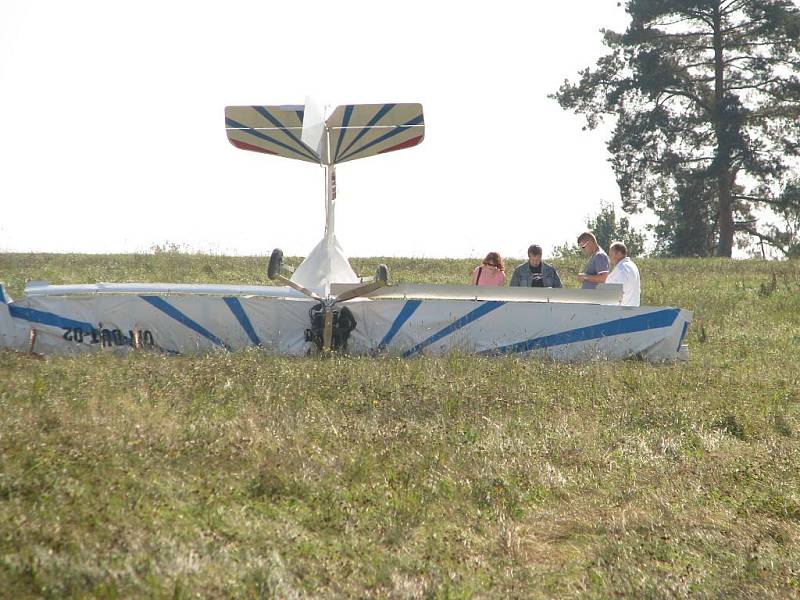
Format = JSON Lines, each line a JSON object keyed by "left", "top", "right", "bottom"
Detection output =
{"left": 267, "top": 248, "right": 284, "bottom": 280}
{"left": 375, "top": 264, "right": 389, "bottom": 285}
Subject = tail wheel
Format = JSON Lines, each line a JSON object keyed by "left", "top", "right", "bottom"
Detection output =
{"left": 267, "top": 248, "right": 284, "bottom": 281}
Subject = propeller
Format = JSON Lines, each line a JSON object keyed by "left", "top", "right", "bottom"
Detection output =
{"left": 267, "top": 248, "right": 389, "bottom": 352}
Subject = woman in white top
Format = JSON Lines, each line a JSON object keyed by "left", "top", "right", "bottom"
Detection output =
{"left": 605, "top": 241, "right": 641, "bottom": 306}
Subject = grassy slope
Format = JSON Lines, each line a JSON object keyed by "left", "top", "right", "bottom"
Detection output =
{"left": 1, "top": 253, "right": 799, "bottom": 599}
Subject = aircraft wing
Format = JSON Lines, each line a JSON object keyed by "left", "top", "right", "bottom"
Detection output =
{"left": 339, "top": 283, "right": 625, "bottom": 305}
{"left": 22, "top": 281, "right": 309, "bottom": 299}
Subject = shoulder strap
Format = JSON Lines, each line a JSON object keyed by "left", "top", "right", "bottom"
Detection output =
{"left": 475, "top": 267, "right": 482, "bottom": 285}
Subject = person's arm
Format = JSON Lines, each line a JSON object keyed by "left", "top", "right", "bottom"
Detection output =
{"left": 471, "top": 267, "right": 479, "bottom": 285}
{"left": 579, "top": 272, "right": 608, "bottom": 284}
{"left": 509, "top": 267, "right": 520, "bottom": 287}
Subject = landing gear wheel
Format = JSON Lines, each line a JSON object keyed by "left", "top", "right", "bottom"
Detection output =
{"left": 375, "top": 264, "right": 389, "bottom": 285}
{"left": 267, "top": 248, "right": 284, "bottom": 281}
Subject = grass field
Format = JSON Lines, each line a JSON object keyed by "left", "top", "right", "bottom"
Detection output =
{"left": 1, "top": 253, "right": 800, "bottom": 598}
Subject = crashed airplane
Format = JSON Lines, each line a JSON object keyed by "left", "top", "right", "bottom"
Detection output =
{"left": 0, "top": 101, "right": 691, "bottom": 360}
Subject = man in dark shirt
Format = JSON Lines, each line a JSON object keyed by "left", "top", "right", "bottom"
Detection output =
{"left": 510, "top": 245, "right": 563, "bottom": 288}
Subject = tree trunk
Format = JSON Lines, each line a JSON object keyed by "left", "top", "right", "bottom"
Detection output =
{"left": 716, "top": 172, "right": 734, "bottom": 257}
{"left": 712, "top": 2, "right": 734, "bottom": 257}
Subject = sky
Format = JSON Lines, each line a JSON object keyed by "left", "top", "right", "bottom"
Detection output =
{"left": 0, "top": 1, "right": 636, "bottom": 260}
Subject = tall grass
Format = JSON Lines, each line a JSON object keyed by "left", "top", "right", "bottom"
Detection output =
{"left": 1, "top": 253, "right": 799, "bottom": 598}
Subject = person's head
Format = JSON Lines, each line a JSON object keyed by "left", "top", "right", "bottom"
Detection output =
{"left": 577, "top": 232, "right": 598, "bottom": 256}
{"left": 609, "top": 241, "right": 627, "bottom": 264}
{"left": 482, "top": 251, "right": 504, "bottom": 272}
{"left": 527, "top": 244, "right": 543, "bottom": 267}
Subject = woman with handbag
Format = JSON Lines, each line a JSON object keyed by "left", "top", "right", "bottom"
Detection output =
{"left": 471, "top": 252, "right": 506, "bottom": 286}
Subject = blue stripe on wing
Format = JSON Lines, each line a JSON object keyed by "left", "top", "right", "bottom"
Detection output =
{"left": 9, "top": 305, "right": 94, "bottom": 332}
{"left": 480, "top": 309, "right": 680, "bottom": 356}
{"left": 141, "top": 296, "right": 231, "bottom": 351}
{"left": 223, "top": 297, "right": 261, "bottom": 347}
{"left": 377, "top": 299, "right": 421, "bottom": 351}
{"left": 402, "top": 301, "right": 505, "bottom": 357}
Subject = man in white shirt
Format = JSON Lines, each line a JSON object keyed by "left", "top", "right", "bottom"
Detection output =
{"left": 605, "top": 241, "right": 641, "bottom": 306}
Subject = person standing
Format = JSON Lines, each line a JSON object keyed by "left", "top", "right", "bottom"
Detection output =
{"left": 510, "top": 244, "right": 562, "bottom": 288}
{"left": 471, "top": 252, "right": 506, "bottom": 286}
{"left": 605, "top": 241, "right": 641, "bottom": 306}
{"left": 576, "top": 232, "right": 610, "bottom": 289}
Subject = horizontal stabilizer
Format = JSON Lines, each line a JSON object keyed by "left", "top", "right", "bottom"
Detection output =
{"left": 225, "top": 103, "right": 424, "bottom": 165}
{"left": 225, "top": 105, "right": 320, "bottom": 163}
{"left": 325, "top": 103, "right": 424, "bottom": 164}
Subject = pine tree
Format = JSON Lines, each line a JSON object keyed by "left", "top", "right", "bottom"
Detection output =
{"left": 553, "top": 0, "right": 800, "bottom": 257}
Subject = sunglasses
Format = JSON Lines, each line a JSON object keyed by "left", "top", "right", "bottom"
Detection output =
{"left": 484, "top": 262, "right": 500, "bottom": 268}
{"left": 579, "top": 242, "right": 588, "bottom": 248}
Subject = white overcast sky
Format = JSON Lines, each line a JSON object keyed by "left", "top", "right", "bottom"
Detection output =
{"left": 0, "top": 1, "right": 636, "bottom": 259}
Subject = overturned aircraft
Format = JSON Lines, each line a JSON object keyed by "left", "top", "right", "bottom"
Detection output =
{"left": 0, "top": 101, "right": 691, "bottom": 360}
